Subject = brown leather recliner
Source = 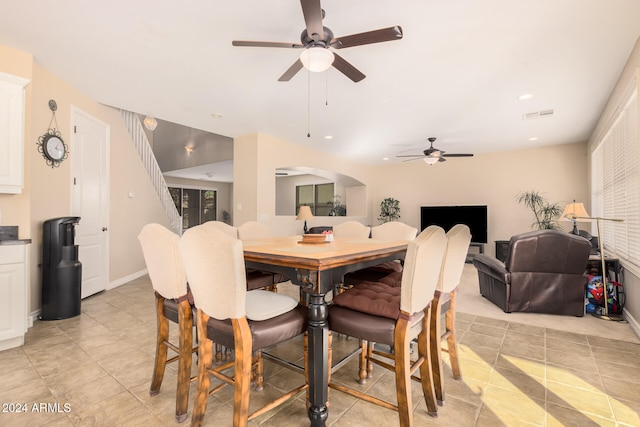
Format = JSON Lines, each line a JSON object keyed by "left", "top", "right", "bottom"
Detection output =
{"left": 472, "top": 229, "right": 592, "bottom": 317}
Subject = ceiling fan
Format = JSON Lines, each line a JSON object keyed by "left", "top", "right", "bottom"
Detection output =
{"left": 397, "top": 138, "right": 474, "bottom": 165}
{"left": 232, "top": 0, "right": 403, "bottom": 82}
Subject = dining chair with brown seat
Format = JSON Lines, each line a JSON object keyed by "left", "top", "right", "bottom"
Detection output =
{"left": 343, "top": 221, "right": 418, "bottom": 286}
{"left": 138, "top": 223, "right": 196, "bottom": 423}
{"left": 237, "top": 220, "right": 271, "bottom": 240}
{"left": 179, "top": 225, "right": 309, "bottom": 427}
{"left": 429, "top": 224, "right": 471, "bottom": 405}
{"left": 328, "top": 226, "right": 448, "bottom": 426}
{"left": 237, "top": 220, "right": 288, "bottom": 292}
{"left": 353, "top": 224, "right": 471, "bottom": 399}
{"left": 332, "top": 220, "right": 371, "bottom": 239}
{"left": 331, "top": 221, "right": 372, "bottom": 295}
{"left": 203, "top": 220, "right": 279, "bottom": 291}
{"left": 200, "top": 220, "right": 285, "bottom": 369}
{"left": 200, "top": 219, "right": 237, "bottom": 237}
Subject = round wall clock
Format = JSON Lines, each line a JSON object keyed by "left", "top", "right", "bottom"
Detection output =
{"left": 37, "top": 129, "right": 68, "bottom": 168}
{"left": 37, "top": 99, "right": 68, "bottom": 168}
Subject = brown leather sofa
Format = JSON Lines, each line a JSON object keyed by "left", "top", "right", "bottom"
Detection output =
{"left": 472, "top": 229, "right": 592, "bottom": 316}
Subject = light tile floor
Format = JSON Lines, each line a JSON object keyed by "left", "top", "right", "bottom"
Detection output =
{"left": 1, "top": 275, "right": 639, "bottom": 426}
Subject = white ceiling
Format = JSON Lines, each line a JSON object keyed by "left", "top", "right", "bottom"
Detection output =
{"left": 2, "top": 1, "right": 640, "bottom": 168}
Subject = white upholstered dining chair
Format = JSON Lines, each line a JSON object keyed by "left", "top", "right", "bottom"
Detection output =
{"left": 179, "top": 225, "right": 309, "bottom": 427}
{"left": 371, "top": 221, "right": 418, "bottom": 240}
{"left": 430, "top": 224, "right": 471, "bottom": 405}
{"left": 138, "top": 223, "right": 195, "bottom": 423}
{"left": 328, "top": 226, "right": 448, "bottom": 425}
{"left": 333, "top": 220, "right": 370, "bottom": 239}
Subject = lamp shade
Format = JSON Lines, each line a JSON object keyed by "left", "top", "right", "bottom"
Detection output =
{"left": 562, "top": 202, "right": 590, "bottom": 221}
{"left": 300, "top": 47, "right": 335, "bottom": 72}
{"left": 296, "top": 205, "right": 314, "bottom": 221}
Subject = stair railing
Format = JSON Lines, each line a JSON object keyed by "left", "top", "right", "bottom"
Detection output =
{"left": 120, "top": 110, "right": 182, "bottom": 234}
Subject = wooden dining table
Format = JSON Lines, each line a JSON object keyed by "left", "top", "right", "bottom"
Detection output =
{"left": 243, "top": 235, "right": 408, "bottom": 426}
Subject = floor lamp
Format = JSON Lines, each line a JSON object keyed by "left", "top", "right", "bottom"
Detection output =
{"left": 567, "top": 210, "right": 624, "bottom": 321}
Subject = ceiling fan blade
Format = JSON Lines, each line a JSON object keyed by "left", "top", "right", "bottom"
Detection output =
{"left": 232, "top": 40, "right": 303, "bottom": 49}
{"left": 332, "top": 26, "right": 403, "bottom": 49}
{"left": 442, "top": 153, "right": 474, "bottom": 157}
{"left": 332, "top": 53, "right": 365, "bottom": 82}
{"left": 300, "top": 0, "right": 324, "bottom": 41}
{"left": 401, "top": 157, "right": 422, "bottom": 162}
{"left": 397, "top": 155, "right": 425, "bottom": 158}
{"left": 278, "top": 59, "right": 304, "bottom": 81}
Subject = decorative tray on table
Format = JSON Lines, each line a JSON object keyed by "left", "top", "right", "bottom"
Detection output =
{"left": 298, "top": 234, "right": 330, "bottom": 244}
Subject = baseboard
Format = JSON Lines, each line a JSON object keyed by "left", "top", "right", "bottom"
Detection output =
{"left": 26, "top": 270, "right": 148, "bottom": 330}
{"left": 29, "top": 311, "right": 39, "bottom": 327}
{"left": 624, "top": 308, "right": 640, "bottom": 339}
{"left": 108, "top": 269, "right": 148, "bottom": 290}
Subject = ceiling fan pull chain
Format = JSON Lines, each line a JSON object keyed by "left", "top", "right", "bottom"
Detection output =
{"left": 307, "top": 67, "right": 311, "bottom": 138}
{"left": 325, "top": 71, "right": 329, "bottom": 106}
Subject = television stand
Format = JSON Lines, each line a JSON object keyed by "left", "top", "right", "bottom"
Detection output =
{"left": 466, "top": 242, "right": 484, "bottom": 263}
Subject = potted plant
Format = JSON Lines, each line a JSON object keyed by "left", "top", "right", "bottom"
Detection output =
{"left": 379, "top": 197, "right": 401, "bottom": 223}
{"left": 222, "top": 210, "right": 231, "bottom": 225}
{"left": 516, "top": 190, "right": 562, "bottom": 230}
{"left": 327, "top": 195, "right": 346, "bottom": 216}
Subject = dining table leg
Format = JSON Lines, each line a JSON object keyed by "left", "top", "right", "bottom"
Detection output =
{"left": 306, "top": 292, "right": 329, "bottom": 426}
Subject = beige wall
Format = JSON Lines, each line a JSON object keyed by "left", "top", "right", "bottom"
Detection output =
{"left": 588, "top": 36, "right": 640, "bottom": 335}
{"left": 1, "top": 45, "right": 169, "bottom": 314}
{"left": 5, "top": 38, "right": 635, "bottom": 336}
{"left": 233, "top": 129, "right": 587, "bottom": 243}
{"left": 233, "top": 132, "right": 375, "bottom": 235}
{"left": 369, "top": 142, "right": 589, "bottom": 250}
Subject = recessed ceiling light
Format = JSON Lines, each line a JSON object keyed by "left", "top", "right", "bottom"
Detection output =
{"left": 518, "top": 94, "right": 534, "bottom": 100}
{"left": 382, "top": 157, "right": 389, "bottom": 161}
{"left": 529, "top": 137, "right": 539, "bottom": 141}
{"left": 324, "top": 135, "right": 333, "bottom": 140}
{"left": 212, "top": 113, "right": 223, "bottom": 118}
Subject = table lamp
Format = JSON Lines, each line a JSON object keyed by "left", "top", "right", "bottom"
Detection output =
{"left": 561, "top": 201, "right": 590, "bottom": 235}
{"left": 296, "top": 206, "right": 313, "bottom": 234}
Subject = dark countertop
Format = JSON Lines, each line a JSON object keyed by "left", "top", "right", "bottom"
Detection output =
{"left": 0, "top": 239, "right": 32, "bottom": 245}
{"left": 0, "top": 226, "right": 30, "bottom": 244}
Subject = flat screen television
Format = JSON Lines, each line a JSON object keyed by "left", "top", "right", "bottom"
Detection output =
{"left": 420, "top": 205, "right": 488, "bottom": 243}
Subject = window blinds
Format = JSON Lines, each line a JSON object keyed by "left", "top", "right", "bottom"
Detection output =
{"left": 591, "top": 78, "right": 639, "bottom": 267}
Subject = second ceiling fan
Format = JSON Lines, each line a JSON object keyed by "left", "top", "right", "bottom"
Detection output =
{"left": 397, "top": 138, "right": 474, "bottom": 164}
{"left": 232, "top": 0, "right": 403, "bottom": 82}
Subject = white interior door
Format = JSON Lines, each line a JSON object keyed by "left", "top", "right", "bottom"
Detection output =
{"left": 71, "top": 108, "right": 109, "bottom": 298}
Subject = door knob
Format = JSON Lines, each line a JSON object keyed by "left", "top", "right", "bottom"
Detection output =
{"left": 102, "top": 227, "right": 108, "bottom": 232}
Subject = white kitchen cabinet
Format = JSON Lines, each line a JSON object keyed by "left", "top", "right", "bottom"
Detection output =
{"left": 0, "top": 71, "right": 30, "bottom": 194}
{"left": 0, "top": 244, "right": 29, "bottom": 351}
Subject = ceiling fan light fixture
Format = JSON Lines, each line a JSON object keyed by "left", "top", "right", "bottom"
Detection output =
{"left": 143, "top": 116, "right": 158, "bottom": 131}
{"left": 423, "top": 156, "right": 439, "bottom": 165}
{"left": 300, "top": 47, "right": 335, "bottom": 72}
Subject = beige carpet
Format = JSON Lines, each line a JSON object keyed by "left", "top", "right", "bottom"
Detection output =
{"left": 457, "top": 263, "right": 640, "bottom": 344}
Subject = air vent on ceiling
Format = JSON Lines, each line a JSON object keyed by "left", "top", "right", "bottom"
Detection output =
{"left": 523, "top": 109, "right": 554, "bottom": 120}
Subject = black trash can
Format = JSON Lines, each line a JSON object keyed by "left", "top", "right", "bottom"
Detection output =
{"left": 40, "top": 217, "right": 82, "bottom": 320}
